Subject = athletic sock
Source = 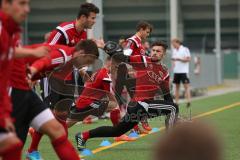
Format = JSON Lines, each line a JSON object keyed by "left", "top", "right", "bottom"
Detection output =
{"left": 81, "top": 131, "right": 90, "bottom": 141}
{"left": 110, "top": 108, "right": 121, "bottom": 126}
{"left": 52, "top": 134, "right": 80, "bottom": 160}
{"left": 28, "top": 130, "right": 43, "bottom": 153}
{"left": 133, "top": 125, "right": 139, "bottom": 131}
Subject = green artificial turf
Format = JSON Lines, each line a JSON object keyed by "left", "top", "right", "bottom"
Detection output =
{"left": 23, "top": 91, "right": 240, "bottom": 160}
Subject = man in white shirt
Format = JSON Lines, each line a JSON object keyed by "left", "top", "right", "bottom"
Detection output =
{"left": 171, "top": 38, "right": 191, "bottom": 107}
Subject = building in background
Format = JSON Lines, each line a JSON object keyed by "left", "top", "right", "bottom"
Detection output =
{"left": 25, "top": 0, "right": 240, "bottom": 80}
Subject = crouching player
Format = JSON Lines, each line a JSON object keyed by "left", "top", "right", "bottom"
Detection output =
{"left": 75, "top": 41, "right": 179, "bottom": 151}
{"left": 66, "top": 57, "right": 135, "bottom": 147}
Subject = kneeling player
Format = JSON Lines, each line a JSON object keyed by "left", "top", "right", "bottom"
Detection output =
{"left": 67, "top": 56, "right": 135, "bottom": 142}
{"left": 75, "top": 41, "right": 179, "bottom": 151}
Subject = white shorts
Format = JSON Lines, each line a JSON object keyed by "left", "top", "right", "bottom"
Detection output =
{"left": 30, "top": 108, "right": 55, "bottom": 131}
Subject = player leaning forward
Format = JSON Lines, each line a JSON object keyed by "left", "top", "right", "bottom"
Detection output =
{"left": 75, "top": 41, "right": 179, "bottom": 150}
{"left": 11, "top": 40, "right": 99, "bottom": 160}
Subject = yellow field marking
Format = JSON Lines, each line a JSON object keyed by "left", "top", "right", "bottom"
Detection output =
{"left": 92, "top": 141, "right": 125, "bottom": 154}
{"left": 193, "top": 102, "right": 240, "bottom": 119}
{"left": 80, "top": 101, "right": 240, "bottom": 157}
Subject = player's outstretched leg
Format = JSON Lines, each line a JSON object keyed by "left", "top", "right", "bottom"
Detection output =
{"left": 75, "top": 103, "right": 146, "bottom": 151}
{"left": 32, "top": 109, "right": 80, "bottom": 160}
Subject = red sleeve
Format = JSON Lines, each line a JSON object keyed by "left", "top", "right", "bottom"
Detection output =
{"left": 123, "top": 39, "right": 136, "bottom": 56}
{"left": 125, "top": 39, "right": 135, "bottom": 51}
{"left": 22, "top": 43, "right": 49, "bottom": 64}
{"left": 0, "top": 28, "right": 12, "bottom": 128}
{"left": 47, "top": 30, "right": 66, "bottom": 45}
{"left": 31, "top": 50, "right": 64, "bottom": 80}
{"left": 129, "top": 55, "right": 151, "bottom": 65}
{"left": 0, "top": 92, "right": 12, "bottom": 128}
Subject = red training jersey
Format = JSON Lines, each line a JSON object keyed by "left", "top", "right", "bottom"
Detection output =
{"left": 75, "top": 68, "right": 112, "bottom": 109}
{"left": 47, "top": 21, "right": 87, "bottom": 47}
{"left": 128, "top": 55, "right": 170, "bottom": 101}
{"left": 46, "top": 20, "right": 87, "bottom": 81}
{"left": 0, "top": 10, "right": 21, "bottom": 127}
{"left": 29, "top": 45, "right": 76, "bottom": 81}
{"left": 10, "top": 44, "right": 75, "bottom": 90}
{"left": 124, "top": 35, "right": 145, "bottom": 56}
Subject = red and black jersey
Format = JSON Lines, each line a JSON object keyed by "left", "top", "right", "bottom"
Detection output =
{"left": 0, "top": 10, "right": 21, "bottom": 127}
{"left": 124, "top": 35, "right": 145, "bottom": 56}
{"left": 29, "top": 45, "right": 76, "bottom": 81}
{"left": 75, "top": 68, "right": 112, "bottom": 109}
{"left": 128, "top": 55, "right": 170, "bottom": 101}
{"left": 46, "top": 21, "right": 87, "bottom": 81}
{"left": 10, "top": 44, "right": 76, "bottom": 90}
{"left": 47, "top": 21, "right": 87, "bottom": 46}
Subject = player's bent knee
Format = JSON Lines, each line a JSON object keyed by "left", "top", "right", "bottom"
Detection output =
{"left": 0, "top": 133, "right": 22, "bottom": 152}
{"left": 39, "top": 119, "right": 66, "bottom": 140}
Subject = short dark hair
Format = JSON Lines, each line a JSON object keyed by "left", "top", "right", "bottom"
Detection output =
{"left": 75, "top": 40, "right": 99, "bottom": 58}
{"left": 136, "top": 21, "right": 153, "bottom": 32}
{"left": 151, "top": 41, "right": 168, "bottom": 51}
{"left": 77, "top": 2, "right": 99, "bottom": 19}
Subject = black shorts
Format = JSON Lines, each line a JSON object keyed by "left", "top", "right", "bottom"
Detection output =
{"left": 173, "top": 73, "right": 190, "bottom": 84}
{"left": 40, "top": 78, "right": 76, "bottom": 110}
{"left": 0, "top": 127, "right": 10, "bottom": 142}
{"left": 69, "top": 100, "right": 109, "bottom": 121}
{"left": 126, "top": 100, "right": 178, "bottom": 128}
{"left": 0, "top": 127, "right": 7, "bottom": 133}
{"left": 11, "top": 88, "right": 48, "bottom": 143}
{"left": 46, "top": 90, "right": 74, "bottom": 110}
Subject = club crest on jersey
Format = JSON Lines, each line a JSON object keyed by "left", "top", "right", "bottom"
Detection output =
{"left": 146, "top": 70, "right": 164, "bottom": 84}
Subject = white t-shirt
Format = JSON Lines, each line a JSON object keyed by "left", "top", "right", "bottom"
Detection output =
{"left": 172, "top": 45, "right": 191, "bottom": 73}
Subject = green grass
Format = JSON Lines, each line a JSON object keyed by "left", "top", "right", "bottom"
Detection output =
{"left": 23, "top": 91, "right": 240, "bottom": 160}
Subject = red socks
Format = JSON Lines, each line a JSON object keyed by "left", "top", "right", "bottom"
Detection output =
{"left": 0, "top": 141, "right": 23, "bottom": 160}
{"left": 133, "top": 125, "right": 139, "bottom": 131}
{"left": 52, "top": 134, "right": 80, "bottom": 160}
{"left": 82, "top": 131, "right": 90, "bottom": 141}
{"left": 110, "top": 108, "right": 121, "bottom": 126}
{"left": 28, "top": 118, "right": 69, "bottom": 153}
{"left": 28, "top": 130, "right": 43, "bottom": 153}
